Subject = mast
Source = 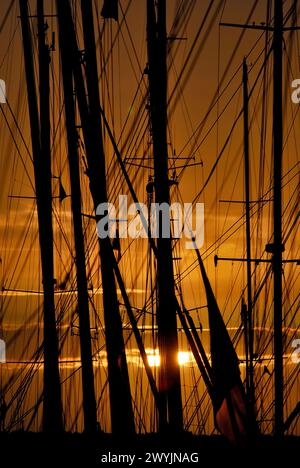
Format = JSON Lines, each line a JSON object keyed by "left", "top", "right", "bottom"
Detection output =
{"left": 272, "top": 0, "right": 284, "bottom": 437}
{"left": 79, "top": 0, "right": 135, "bottom": 436}
{"left": 58, "top": 2, "right": 97, "bottom": 432}
{"left": 147, "top": 0, "right": 183, "bottom": 432}
{"left": 56, "top": 0, "right": 135, "bottom": 435}
{"left": 20, "top": 0, "right": 63, "bottom": 432}
{"left": 242, "top": 59, "right": 254, "bottom": 406}
{"left": 220, "top": 1, "right": 288, "bottom": 436}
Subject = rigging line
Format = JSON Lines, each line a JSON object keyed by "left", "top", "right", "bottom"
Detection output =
{"left": 177, "top": 0, "right": 293, "bottom": 161}
{"left": 284, "top": 0, "right": 300, "bottom": 26}
{"left": 283, "top": 320, "right": 300, "bottom": 360}
{"left": 99, "top": 26, "right": 116, "bottom": 130}
{"left": 210, "top": 66, "right": 272, "bottom": 274}
{"left": 181, "top": 48, "right": 274, "bottom": 183}
{"left": 117, "top": 101, "right": 149, "bottom": 164}
{"left": 96, "top": 0, "right": 133, "bottom": 80}
{"left": 168, "top": 0, "right": 194, "bottom": 44}
{"left": 177, "top": 46, "right": 273, "bottom": 181}
{"left": 49, "top": 52, "right": 73, "bottom": 160}
{"left": 1, "top": 310, "right": 39, "bottom": 361}
{"left": 112, "top": 106, "right": 150, "bottom": 178}
{"left": 5, "top": 343, "right": 44, "bottom": 402}
{"left": 168, "top": 0, "right": 221, "bottom": 100}
{"left": 282, "top": 183, "right": 300, "bottom": 241}
{"left": 167, "top": 60, "right": 200, "bottom": 169}
{"left": 120, "top": 112, "right": 149, "bottom": 165}
{"left": 0, "top": 105, "right": 34, "bottom": 190}
{"left": 126, "top": 0, "right": 195, "bottom": 88}
{"left": 5, "top": 300, "right": 74, "bottom": 395}
{"left": 52, "top": 208, "right": 75, "bottom": 260}
{"left": 214, "top": 0, "right": 227, "bottom": 266}
{"left": 177, "top": 164, "right": 300, "bottom": 288}
{"left": 117, "top": 24, "right": 122, "bottom": 161}
{"left": 183, "top": 167, "right": 299, "bottom": 297}
{"left": 168, "top": 0, "right": 196, "bottom": 59}
{"left": 114, "top": 74, "right": 145, "bottom": 145}
{"left": 175, "top": 174, "right": 244, "bottom": 331}
{"left": 8, "top": 371, "right": 38, "bottom": 427}
{"left": 168, "top": 0, "right": 226, "bottom": 113}
{"left": 189, "top": 46, "right": 272, "bottom": 206}
{"left": 255, "top": 306, "right": 300, "bottom": 387}
{"left": 97, "top": 89, "right": 148, "bottom": 189}
{"left": 0, "top": 20, "right": 19, "bottom": 71}
{"left": 116, "top": 2, "right": 199, "bottom": 160}
{"left": 254, "top": 318, "right": 299, "bottom": 388}
{"left": 6, "top": 318, "right": 76, "bottom": 429}
{"left": 254, "top": 250, "right": 299, "bottom": 352}
{"left": 41, "top": 296, "right": 154, "bottom": 424}
{"left": 105, "top": 89, "right": 148, "bottom": 181}
{"left": 88, "top": 159, "right": 299, "bottom": 327}
{"left": 176, "top": 5, "right": 297, "bottom": 202}
{"left": 173, "top": 0, "right": 260, "bottom": 155}
{"left": 216, "top": 93, "right": 244, "bottom": 239}
{"left": 5, "top": 311, "right": 75, "bottom": 402}
{"left": 185, "top": 385, "right": 211, "bottom": 432}
{"left": 282, "top": 280, "right": 300, "bottom": 341}
{"left": 2, "top": 81, "right": 36, "bottom": 164}
{"left": 25, "top": 393, "right": 43, "bottom": 432}
{"left": 109, "top": 140, "right": 152, "bottom": 212}
{"left": 2, "top": 205, "right": 37, "bottom": 296}
{"left": 255, "top": 0, "right": 271, "bottom": 274}
{"left": 282, "top": 276, "right": 300, "bottom": 323}
{"left": 118, "top": 1, "right": 144, "bottom": 78}
{"left": 49, "top": 100, "right": 65, "bottom": 153}
{"left": 9, "top": 319, "right": 145, "bottom": 427}
{"left": 0, "top": 0, "right": 15, "bottom": 35}
{"left": 284, "top": 215, "right": 300, "bottom": 255}
{"left": 3, "top": 199, "right": 75, "bottom": 317}
{"left": 114, "top": 98, "right": 148, "bottom": 169}
{"left": 1, "top": 155, "right": 32, "bottom": 270}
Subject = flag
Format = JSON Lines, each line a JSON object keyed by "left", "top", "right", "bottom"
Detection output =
{"left": 196, "top": 248, "right": 256, "bottom": 445}
{"left": 101, "top": 0, "right": 119, "bottom": 22}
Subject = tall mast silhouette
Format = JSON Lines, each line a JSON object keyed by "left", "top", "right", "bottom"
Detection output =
{"left": 56, "top": 0, "right": 135, "bottom": 435}
{"left": 57, "top": 2, "right": 97, "bottom": 432}
{"left": 272, "top": 0, "right": 284, "bottom": 437}
{"left": 220, "top": 0, "right": 288, "bottom": 436}
{"left": 242, "top": 59, "right": 255, "bottom": 407}
{"left": 147, "top": 0, "right": 183, "bottom": 432}
{"left": 19, "top": 0, "right": 63, "bottom": 432}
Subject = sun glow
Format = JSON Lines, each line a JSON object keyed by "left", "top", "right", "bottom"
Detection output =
{"left": 178, "top": 351, "right": 191, "bottom": 366}
{"left": 147, "top": 349, "right": 161, "bottom": 367}
{"left": 146, "top": 350, "right": 193, "bottom": 367}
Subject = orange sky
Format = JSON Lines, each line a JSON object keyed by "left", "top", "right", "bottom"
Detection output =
{"left": 0, "top": 0, "right": 299, "bottom": 434}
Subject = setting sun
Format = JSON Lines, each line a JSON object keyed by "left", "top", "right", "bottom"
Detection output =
{"left": 146, "top": 350, "right": 193, "bottom": 367}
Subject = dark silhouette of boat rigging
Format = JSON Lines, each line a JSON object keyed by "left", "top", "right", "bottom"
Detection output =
{"left": 0, "top": 0, "right": 299, "bottom": 458}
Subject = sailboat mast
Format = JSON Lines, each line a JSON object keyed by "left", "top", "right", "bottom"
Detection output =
{"left": 272, "top": 0, "right": 284, "bottom": 437}
{"left": 242, "top": 59, "right": 255, "bottom": 406}
{"left": 79, "top": 0, "right": 135, "bottom": 436}
{"left": 220, "top": 1, "right": 285, "bottom": 436}
{"left": 147, "top": 0, "right": 183, "bottom": 432}
{"left": 19, "top": 0, "right": 63, "bottom": 432}
{"left": 56, "top": 0, "right": 135, "bottom": 435}
{"left": 57, "top": 5, "right": 97, "bottom": 432}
